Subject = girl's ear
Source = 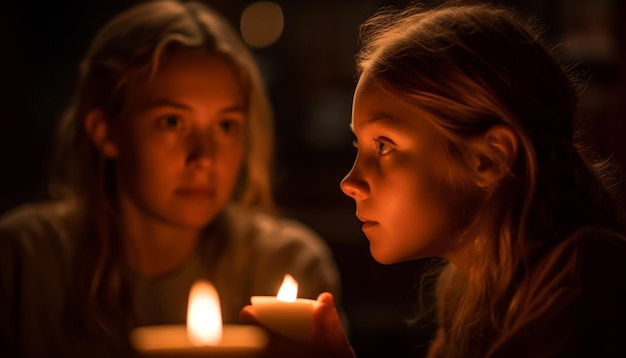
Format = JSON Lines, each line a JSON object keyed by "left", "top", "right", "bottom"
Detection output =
{"left": 85, "top": 110, "right": 119, "bottom": 159}
{"left": 470, "top": 125, "right": 518, "bottom": 188}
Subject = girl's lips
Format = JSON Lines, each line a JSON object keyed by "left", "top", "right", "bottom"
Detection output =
{"left": 357, "top": 215, "right": 378, "bottom": 230}
{"left": 362, "top": 221, "right": 377, "bottom": 230}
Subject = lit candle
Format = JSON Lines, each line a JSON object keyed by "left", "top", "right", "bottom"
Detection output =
{"left": 131, "top": 280, "right": 268, "bottom": 357}
{"left": 249, "top": 274, "right": 317, "bottom": 343}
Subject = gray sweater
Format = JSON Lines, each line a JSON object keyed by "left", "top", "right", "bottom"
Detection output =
{"left": 0, "top": 201, "right": 341, "bottom": 357}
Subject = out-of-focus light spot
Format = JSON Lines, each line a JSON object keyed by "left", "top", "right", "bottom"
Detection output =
{"left": 240, "top": 2, "right": 284, "bottom": 48}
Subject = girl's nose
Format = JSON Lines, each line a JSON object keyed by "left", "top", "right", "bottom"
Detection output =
{"left": 340, "top": 163, "right": 369, "bottom": 201}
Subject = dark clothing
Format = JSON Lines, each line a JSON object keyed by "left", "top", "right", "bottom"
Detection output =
{"left": 428, "top": 227, "right": 626, "bottom": 357}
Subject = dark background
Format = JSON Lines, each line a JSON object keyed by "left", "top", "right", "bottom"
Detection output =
{"left": 1, "top": 0, "right": 624, "bottom": 356}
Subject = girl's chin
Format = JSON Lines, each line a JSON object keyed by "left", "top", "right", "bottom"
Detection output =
{"left": 369, "top": 246, "right": 405, "bottom": 265}
{"left": 368, "top": 241, "right": 429, "bottom": 265}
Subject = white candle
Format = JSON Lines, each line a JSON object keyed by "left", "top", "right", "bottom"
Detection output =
{"left": 249, "top": 274, "right": 317, "bottom": 343}
{"left": 131, "top": 280, "right": 268, "bottom": 357}
{"left": 131, "top": 325, "right": 267, "bottom": 357}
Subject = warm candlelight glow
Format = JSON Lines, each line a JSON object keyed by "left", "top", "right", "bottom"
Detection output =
{"left": 249, "top": 274, "right": 316, "bottom": 342}
{"left": 187, "top": 280, "right": 222, "bottom": 346}
{"left": 276, "top": 274, "right": 297, "bottom": 302}
{"left": 131, "top": 280, "right": 268, "bottom": 356}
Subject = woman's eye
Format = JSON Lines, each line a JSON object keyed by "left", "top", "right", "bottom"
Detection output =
{"left": 159, "top": 115, "right": 183, "bottom": 130}
{"left": 351, "top": 139, "right": 358, "bottom": 150}
{"left": 218, "top": 119, "right": 241, "bottom": 135}
{"left": 374, "top": 138, "right": 394, "bottom": 156}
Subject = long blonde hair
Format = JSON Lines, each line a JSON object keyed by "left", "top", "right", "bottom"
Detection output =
{"left": 50, "top": 0, "right": 275, "bottom": 339}
{"left": 357, "top": 3, "right": 620, "bottom": 356}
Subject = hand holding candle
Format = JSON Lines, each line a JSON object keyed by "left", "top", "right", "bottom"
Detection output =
{"left": 242, "top": 287, "right": 356, "bottom": 358}
{"left": 249, "top": 274, "right": 317, "bottom": 342}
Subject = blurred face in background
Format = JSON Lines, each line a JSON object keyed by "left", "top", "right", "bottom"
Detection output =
{"left": 109, "top": 51, "right": 246, "bottom": 231}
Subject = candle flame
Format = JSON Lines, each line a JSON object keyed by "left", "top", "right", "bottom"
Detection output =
{"left": 276, "top": 274, "right": 298, "bottom": 302}
{"left": 187, "top": 280, "right": 223, "bottom": 346}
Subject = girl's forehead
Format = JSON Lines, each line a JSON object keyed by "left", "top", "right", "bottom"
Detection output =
{"left": 353, "top": 75, "right": 407, "bottom": 109}
{"left": 351, "top": 76, "right": 444, "bottom": 138}
{"left": 354, "top": 73, "right": 376, "bottom": 96}
{"left": 353, "top": 77, "right": 408, "bottom": 120}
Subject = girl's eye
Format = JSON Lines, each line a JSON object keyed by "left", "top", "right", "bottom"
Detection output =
{"left": 374, "top": 138, "right": 394, "bottom": 156}
{"left": 159, "top": 115, "right": 184, "bottom": 130}
{"left": 351, "top": 139, "right": 358, "bottom": 150}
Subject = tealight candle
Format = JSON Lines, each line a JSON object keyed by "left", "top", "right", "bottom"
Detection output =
{"left": 249, "top": 274, "right": 317, "bottom": 342}
{"left": 131, "top": 280, "right": 268, "bottom": 358}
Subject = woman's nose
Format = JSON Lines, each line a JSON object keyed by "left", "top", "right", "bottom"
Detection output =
{"left": 340, "top": 163, "right": 369, "bottom": 201}
{"left": 187, "top": 131, "right": 215, "bottom": 168}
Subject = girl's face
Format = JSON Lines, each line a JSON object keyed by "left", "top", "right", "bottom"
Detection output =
{"left": 341, "top": 76, "right": 469, "bottom": 264}
{"left": 111, "top": 51, "right": 246, "bottom": 230}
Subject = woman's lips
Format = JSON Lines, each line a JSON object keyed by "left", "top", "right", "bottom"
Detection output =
{"left": 175, "top": 187, "right": 216, "bottom": 197}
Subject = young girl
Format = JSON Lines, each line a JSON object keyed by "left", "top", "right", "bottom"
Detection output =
{"left": 0, "top": 1, "right": 341, "bottom": 357}
{"left": 243, "top": 2, "right": 626, "bottom": 357}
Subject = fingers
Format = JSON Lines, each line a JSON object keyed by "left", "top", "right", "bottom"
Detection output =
{"left": 241, "top": 304, "right": 328, "bottom": 358}
{"left": 239, "top": 305, "right": 259, "bottom": 325}
{"left": 311, "top": 292, "right": 335, "bottom": 342}
{"left": 316, "top": 291, "right": 335, "bottom": 306}
{"left": 240, "top": 294, "right": 355, "bottom": 358}
{"left": 312, "top": 292, "right": 356, "bottom": 358}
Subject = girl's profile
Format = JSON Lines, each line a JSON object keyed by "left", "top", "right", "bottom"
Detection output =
{"left": 243, "top": 2, "right": 626, "bottom": 357}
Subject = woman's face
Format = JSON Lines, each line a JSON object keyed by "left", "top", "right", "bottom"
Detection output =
{"left": 111, "top": 51, "right": 246, "bottom": 230}
{"left": 341, "top": 76, "right": 471, "bottom": 264}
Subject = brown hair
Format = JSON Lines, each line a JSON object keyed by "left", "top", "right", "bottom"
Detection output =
{"left": 357, "top": 3, "right": 620, "bottom": 356}
{"left": 51, "top": 0, "right": 275, "bottom": 340}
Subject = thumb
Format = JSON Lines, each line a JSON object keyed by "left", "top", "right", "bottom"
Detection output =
{"left": 312, "top": 293, "right": 355, "bottom": 358}
{"left": 239, "top": 305, "right": 259, "bottom": 325}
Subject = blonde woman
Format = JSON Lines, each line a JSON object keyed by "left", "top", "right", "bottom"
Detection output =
{"left": 0, "top": 1, "right": 340, "bottom": 357}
